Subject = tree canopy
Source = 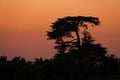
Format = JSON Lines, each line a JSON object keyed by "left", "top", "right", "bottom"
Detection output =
{"left": 47, "top": 16, "right": 100, "bottom": 53}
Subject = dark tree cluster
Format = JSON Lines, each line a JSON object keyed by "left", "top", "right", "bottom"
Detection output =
{"left": 0, "top": 16, "right": 120, "bottom": 80}
{"left": 0, "top": 55, "right": 120, "bottom": 80}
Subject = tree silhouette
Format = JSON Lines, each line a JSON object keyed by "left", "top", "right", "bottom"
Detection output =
{"left": 47, "top": 16, "right": 100, "bottom": 53}
{"left": 80, "top": 29, "right": 107, "bottom": 65}
{"left": 0, "top": 56, "right": 7, "bottom": 64}
{"left": 0, "top": 16, "right": 120, "bottom": 80}
{"left": 53, "top": 29, "right": 107, "bottom": 65}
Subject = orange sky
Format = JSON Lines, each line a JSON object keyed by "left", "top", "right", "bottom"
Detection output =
{"left": 0, "top": 0, "right": 120, "bottom": 60}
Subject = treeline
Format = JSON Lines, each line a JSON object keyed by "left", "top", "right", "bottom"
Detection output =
{"left": 0, "top": 16, "right": 119, "bottom": 80}
{"left": 0, "top": 54, "right": 120, "bottom": 80}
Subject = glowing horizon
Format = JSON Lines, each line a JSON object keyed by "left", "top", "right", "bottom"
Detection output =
{"left": 0, "top": 0, "right": 120, "bottom": 60}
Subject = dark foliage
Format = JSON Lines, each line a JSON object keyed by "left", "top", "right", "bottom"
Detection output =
{"left": 0, "top": 55, "right": 120, "bottom": 80}
{"left": 47, "top": 16, "right": 100, "bottom": 53}
{"left": 0, "top": 16, "right": 120, "bottom": 80}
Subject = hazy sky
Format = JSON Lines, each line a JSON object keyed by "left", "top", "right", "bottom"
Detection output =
{"left": 0, "top": 0, "right": 120, "bottom": 60}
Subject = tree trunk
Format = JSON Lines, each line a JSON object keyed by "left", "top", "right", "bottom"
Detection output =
{"left": 75, "top": 30, "right": 81, "bottom": 50}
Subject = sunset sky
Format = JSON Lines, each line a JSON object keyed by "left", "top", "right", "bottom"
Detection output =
{"left": 0, "top": 0, "right": 120, "bottom": 60}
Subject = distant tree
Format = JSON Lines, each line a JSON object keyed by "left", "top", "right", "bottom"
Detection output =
{"left": 47, "top": 16, "right": 100, "bottom": 53}
{"left": 34, "top": 57, "right": 43, "bottom": 64}
{"left": 11, "top": 56, "right": 26, "bottom": 67}
{"left": 0, "top": 56, "right": 7, "bottom": 64}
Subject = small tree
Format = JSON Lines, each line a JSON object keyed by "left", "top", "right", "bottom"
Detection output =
{"left": 47, "top": 16, "right": 100, "bottom": 53}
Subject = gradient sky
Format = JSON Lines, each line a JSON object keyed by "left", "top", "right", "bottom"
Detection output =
{"left": 0, "top": 0, "right": 120, "bottom": 60}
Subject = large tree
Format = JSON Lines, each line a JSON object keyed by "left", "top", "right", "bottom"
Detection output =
{"left": 47, "top": 16, "right": 100, "bottom": 53}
